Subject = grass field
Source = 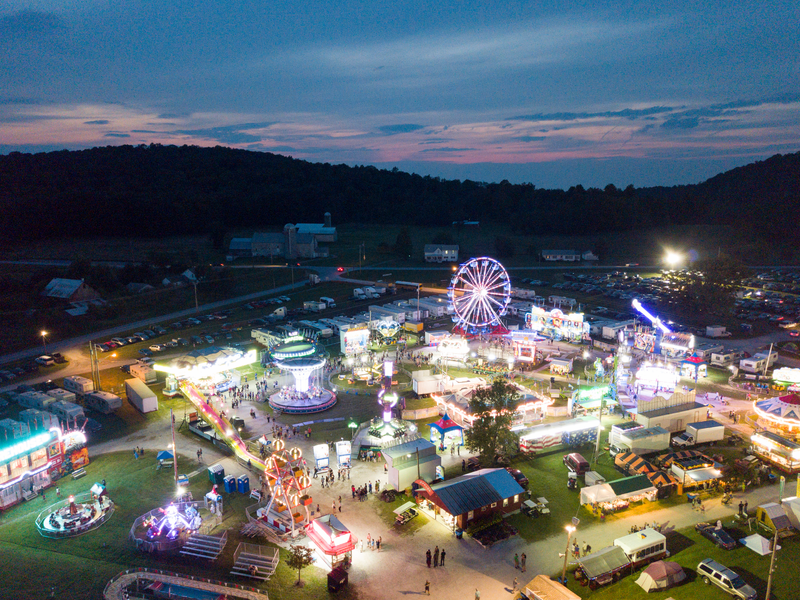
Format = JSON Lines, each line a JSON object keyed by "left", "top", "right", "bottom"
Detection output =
{"left": 0, "top": 451, "right": 360, "bottom": 600}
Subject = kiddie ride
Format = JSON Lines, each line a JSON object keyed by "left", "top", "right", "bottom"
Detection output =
{"left": 132, "top": 501, "right": 203, "bottom": 552}
{"left": 36, "top": 483, "right": 115, "bottom": 538}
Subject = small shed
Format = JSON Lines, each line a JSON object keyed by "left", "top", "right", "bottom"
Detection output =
{"left": 756, "top": 502, "right": 793, "bottom": 536}
{"left": 428, "top": 413, "right": 464, "bottom": 447}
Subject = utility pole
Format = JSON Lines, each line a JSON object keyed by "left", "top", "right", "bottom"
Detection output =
{"left": 765, "top": 528, "right": 779, "bottom": 599}
{"left": 193, "top": 281, "right": 199, "bottom": 314}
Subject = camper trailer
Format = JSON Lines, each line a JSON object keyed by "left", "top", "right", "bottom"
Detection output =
{"left": 85, "top": 391, "right": 123, "bottom": 414}
{"left": 613, "top": 528, "right": 667, "bottom": 569}
{"left": 19, "top": 409, "right": 60, "bottom": 432}
{"left": 46, "top": 388, "right": 77, "bottom": 405}
{"left": 17, "top": 391, "right": 58, "bottom": 411}
{"left": 62, "top": 375, "right": 94, "bottom": 397}
{"left": 130, "top": 363, "right": 157, "bottom": 384}
{"left": 48, "top": 400, "right": 86, "bottom": 427}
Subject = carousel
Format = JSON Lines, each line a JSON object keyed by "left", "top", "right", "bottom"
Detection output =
{"left": 268, "top": 335, "right": 335, "bottom": 414}
{"left": 754, "top": 393, "right": 800, "bottom": 437}
{"left": 36, "top": 483, "right": 115, "bottom": 538}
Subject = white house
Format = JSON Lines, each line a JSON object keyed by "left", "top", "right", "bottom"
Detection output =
{"left": 424, "top": 244, "right": 459, "bottom": 263}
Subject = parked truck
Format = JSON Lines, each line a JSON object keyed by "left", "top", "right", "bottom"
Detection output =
{"left": 363, "top": 287, "right": 380, "bottom": 299}
{"left": 125, "top": 378, "right": 158, "bottom": 413}
{"left": 352, "top": 288, "right": 367, "bottom": 300}
{"left": 320, "top": 297, "right": 336, "bottom": 308}
{"left": 672, "top": 420, "right": 725, "bottom": 448}
{"left": 303, "top": 300, "right": 326, "bottom": 312}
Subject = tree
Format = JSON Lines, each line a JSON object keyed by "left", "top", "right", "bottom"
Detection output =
{"left": 286, "top": 544, "right": 315, "bottom": 586}
{"left": 494, "top": 236, "right": 515, "bottom": 259}
{"left": 465, "top": 379, "right": 520, "bottom": 461}
{"left": 394, "top": 227, "right": 413, "bottom": 258}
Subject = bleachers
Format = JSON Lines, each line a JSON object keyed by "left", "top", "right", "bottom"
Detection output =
{"left": 230, "top": 542, "right": 279, "bottom": 581}
{"left": 179, "top": 531, "right": 228, "bottom": 560}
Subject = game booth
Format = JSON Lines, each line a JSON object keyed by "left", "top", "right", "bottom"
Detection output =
{"left": 634, "top": 366, "right": 678, "bottom": 396}
{"left": 508, "top": 331, "right": 544, "bottom": 363}
{"left": 314, "top": 443, "right": 331, "bottom": 473}
{"left": 335, "top": 441, "right": 352, "bottom": 470}
{"left": 751, "top": 431, "right": 800, "bottom": 474}
{"left": 428, "top": 413, "right": 464, "bottom": 449}
{"left": 519, "top": 416, "right": 600, "bottom": 454}
{"left": 525, "top": 307, "right": 589, "bottom": 343}
{"left": 680, "top": 356, "right": 707, "bottom": 380}
{"left": 307, "top": 514, "right": 357, "bottom": 570}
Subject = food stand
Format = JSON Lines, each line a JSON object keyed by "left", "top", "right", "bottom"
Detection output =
{"left": 307, "top": 514, "right": 357, "bottom": 570}
{"left": 428, "top": 413, "right": 464, "bottom": 449}
{"left": 751, "top": 431, "right": 800, "bottom": 473}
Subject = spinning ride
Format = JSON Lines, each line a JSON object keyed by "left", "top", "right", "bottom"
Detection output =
{"left": 36, "top": 484, "right": 114, "bottom": 538}
{"left": 269, "top": 334, "right": 336, "bottom": 414}
{"left": 448, "top": 257, "right": 511, "bottom": 336}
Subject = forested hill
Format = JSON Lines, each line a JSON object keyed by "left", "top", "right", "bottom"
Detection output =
{"left": 0, "top": 145, "right": 798, "bottom": 243}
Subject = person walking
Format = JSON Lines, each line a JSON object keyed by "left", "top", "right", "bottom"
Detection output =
{"left": 582, "top": 541, "right": 589, "bottom": 557}
{"left": 475, "top": 588, "right": 481, "bottom": 600}
{"left": 367, "top": 533, "right": 371, "bottom": 549}
{"left": 520, "top": 552, "right": 526, "bottom": 572}
{"left": 744, "top": 500, "right": 749, "bottom": 514}
{"left": 440, "top": 548, "right": 446, "bottom": 566}
{"left": 377, "top": 536, "right": 382, "bottom": 551}
{"left": 426, "top": 549, "right": 432, "bottom": 568}
{"left": 56, "top": 487, "right": 61, "bottom": 499}
{"left": 572, "top": 542, "right": 580, "bottom": 559}
{"left": 512, "top": 577, "right": 518, "bottom": 592}
{"left": 433, "top": 546, "right": 439, "bottom": 567}
{"left": 424, "top": 580, "right": 430, "bottom": 596}
{"left": 331, "top": 501, "right": 336, "bottom": 514}
{"left": 513, "top": 553, "right": 519, "bottom": 569}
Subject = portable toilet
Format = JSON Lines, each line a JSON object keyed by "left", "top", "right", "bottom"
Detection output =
{"left": 224, "top": 475, "right": 236, "bottom": 493}
{"left": 208, "top": 464, "right": 225, "bottom": 485}
{"left": 237, "top": 475, "right": 250, "bottom": 494}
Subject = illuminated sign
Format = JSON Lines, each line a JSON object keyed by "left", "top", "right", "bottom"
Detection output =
{"left": 0, "top": 430, "right": 56, "bottom": 464}
{"left": 525, "top": 307, "right": 588, "bottom": 342}
{"left": 774, "top": 368, "right": 800, "bottom": 385}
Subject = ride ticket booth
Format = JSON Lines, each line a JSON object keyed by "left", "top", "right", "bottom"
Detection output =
{"left": 314, "top": 443, "right": 330, "bottom": 473}
{"left": 307, "top": 514, "right": 357, "bottom": 570}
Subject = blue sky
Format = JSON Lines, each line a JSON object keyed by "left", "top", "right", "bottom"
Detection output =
{"left": 1, "top": 0, "right": 798, "bottom": 188}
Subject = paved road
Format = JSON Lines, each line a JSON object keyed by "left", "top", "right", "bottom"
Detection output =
{"left": 0, "top": 279, "right": 311, "bottom": 367}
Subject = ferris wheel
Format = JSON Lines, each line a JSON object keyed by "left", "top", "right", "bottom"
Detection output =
{"left": 448, "top": 257, "right": 512, "bottom": 334}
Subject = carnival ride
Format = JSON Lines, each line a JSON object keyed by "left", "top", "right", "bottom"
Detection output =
{"left": 178, "top": 381, "right": 313, "bottom": 534}
{"left": 268, "top": 334, "right": 336, "bottom": 413}
{"left": 448, "top": 257, "right": 511, "bottom": 336}
{"left": 36, "top": 484, "right": 114, "bottom": 538}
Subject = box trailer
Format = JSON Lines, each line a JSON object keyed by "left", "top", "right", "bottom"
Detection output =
{"left": 62, "top": 375, "right": 94, "bottom": 397}
{"left": 130, "top": 363, "right": 157, "bottom": 384}
{"left": 320, "top": 297, "right": 337, "bottom": 308}
{"left": 125, "top": 378, "right": 158, "bottom": 413}
{"left": 304, "top": 301, "right": 326, "bottom": 312}
{"left": 85, "top": 391, "right": 123, "bottom": 414}
{"left": 672, "top": 420, "right": 725, "bottom": 448}
{"left": 618, "top": 426, "right": 671, "bottom": 455}
{"left": 404, "top": 321, "right": 423, "bottom": 333}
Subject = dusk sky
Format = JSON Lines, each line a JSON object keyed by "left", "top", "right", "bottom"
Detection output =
{"left": 1, "top": 0, "right": 798, "bottom": 188}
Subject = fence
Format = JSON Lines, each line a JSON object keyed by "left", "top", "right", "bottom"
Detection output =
{"left": 102, "top": 567, "right": 268, "bottom": 600}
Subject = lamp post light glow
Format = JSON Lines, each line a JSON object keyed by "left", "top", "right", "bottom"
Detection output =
{"left": 561, "top": 524, "right": 576, "bottom": 584}
{"left": 664, "top": 250, "right": 683, "bottom": 267}
{"left": 41, "top": 330, "right": 48, "bottom": 352}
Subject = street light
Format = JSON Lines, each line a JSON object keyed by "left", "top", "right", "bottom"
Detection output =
{"left": 561, "top": 524, "right": 576, "bottom": 584}
{"left": 348, "top": 419, "right": 358, "bottom": 440}
{"left": 41, "top": 330, "right": 48, "bottom": 353}
{"left": 90, "top": 342, "right": 117, "bottom": 391}
{"left": 664, "top": 250, "right": 683, "bottom": 267}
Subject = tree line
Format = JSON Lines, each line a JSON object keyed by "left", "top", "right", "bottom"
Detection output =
{"left": 0, "top": 144, "right": 798, "bottom": 245}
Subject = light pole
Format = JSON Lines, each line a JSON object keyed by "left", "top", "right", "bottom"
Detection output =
{"left": 90, "top": 343, "right": 116, "bottom": 391}
{"left": 561, "top": 524, "right": 576, "bottom": 584}
{"left": 765, "top": 527, "right": 779, "bottom": 599}
{"left": 41, "top": 330, "right": 48, "bottom": 353}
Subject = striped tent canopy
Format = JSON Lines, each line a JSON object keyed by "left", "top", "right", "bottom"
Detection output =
{"left": 615, "top": 451, "right": 658, "bottom": 475}
{"left": 655, "top": 449, "right": 708, "bottom": 468}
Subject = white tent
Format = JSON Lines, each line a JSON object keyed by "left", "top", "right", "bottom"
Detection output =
{"left": 580, "top": 483, "right": 617, "bottom": 505}
{"left": 740, "top": 534, "right": 779, "bottom": 556}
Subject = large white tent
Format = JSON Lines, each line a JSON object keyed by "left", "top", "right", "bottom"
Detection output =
{"left": 580, "top": 483, "right": 617, "bottom": 505}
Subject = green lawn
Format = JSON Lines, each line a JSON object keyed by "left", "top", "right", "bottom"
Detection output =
{"left": 0, "top": 451, "right": 357, "bottom": 600}
{"left": 568, "top": 523, "right": 798, "bottom": 600}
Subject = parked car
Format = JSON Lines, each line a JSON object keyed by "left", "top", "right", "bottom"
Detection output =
{"left": 149, "top": 344, "right": 164, "bottom": 352}
{"left": 695, "top": 522, "right": 737, "bottom": 550}
{"left": 505, "top": 468, "right": 529, "bottom": 488}
{"left": 697, "top": 559, "right": 756, "bottom": 600}
{"left": 563, "top": 453, "right": 590, "bottom": 475}
{"left": 138, "top": 348, "right": 153, "bottom": 356}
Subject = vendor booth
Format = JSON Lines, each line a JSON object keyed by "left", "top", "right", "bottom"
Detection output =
{"left": 751, "top": 431, "right": 800, "bottom": 473}
{"left": 681, "top": 356, "right": 707, "bottom": 380}
{"left": 570, "top": 386, "right": 616, "bottom": 415}
{"left": 509, "top": 331, "right": 543, "bottom": 363}
{"left": 575, "top": 546, "right": 631, "bottom": 589}
{"left": 549, "top": 357, "right": 573, "bottom": 376}
{"left": 307, "top": 514, "right": 357, "bottom": 569}
{"left": 634, "top": 365, "right": 678, "bottom": 395}
{"left": 428, "top": 413, "right": 464, "bottom": 449}
{"left": 670, "top": 456, "right": 723, "bottom": 488}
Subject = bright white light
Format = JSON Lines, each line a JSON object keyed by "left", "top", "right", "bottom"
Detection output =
{"left": 664, "top": 251, "right": 683, "bottom": 267}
